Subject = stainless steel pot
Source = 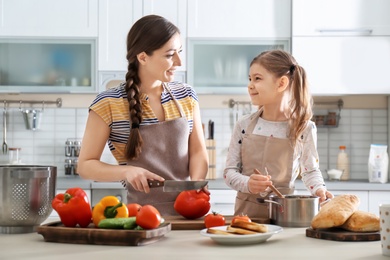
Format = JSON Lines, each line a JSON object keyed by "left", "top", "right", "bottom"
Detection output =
{"left": 259, "top": 195, "right": 319, "bottom": 227}
{"left": 0, "top": 165, "right": 57, "bottom": 234}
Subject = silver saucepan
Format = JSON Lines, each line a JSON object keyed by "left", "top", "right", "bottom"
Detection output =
{"left": 257, "top": 195, "right": 319, "bottom": 227}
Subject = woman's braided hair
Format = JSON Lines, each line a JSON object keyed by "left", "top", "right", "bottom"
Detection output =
{"left": 124, "top": 15, "right": 180, "bottom": 159}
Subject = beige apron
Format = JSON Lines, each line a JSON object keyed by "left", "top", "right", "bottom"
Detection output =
{"left": 126, "top": 85, "right": 189, "bottom": 216}
{"left": 235, "top": 109, "right": 295, "bottom": 218}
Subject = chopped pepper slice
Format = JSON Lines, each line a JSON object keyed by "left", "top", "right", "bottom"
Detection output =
{"left": 52, "top": 187, "right": 92, "bottom": 228}
{"left": 92, "top": 195, "right": 129, "bottom": 227}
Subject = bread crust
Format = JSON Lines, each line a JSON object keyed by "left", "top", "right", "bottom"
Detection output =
{"left": 230, "top": 221, "right": 268, "bottom": 233}
{"left": 311, "top": 194, "right": 360, "bottom": 229}
{"left": 340, "top": 210, "right": 380, "bottom": 232}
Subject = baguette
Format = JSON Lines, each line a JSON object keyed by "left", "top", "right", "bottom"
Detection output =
{"left": 311, "top": 194, "right": 360, "bottom": 229}
{"left": 230, "top": 221, "right": 268, "bottom": 233}
{"left": 340, "top": 210, "right": 380, "bottom": 232}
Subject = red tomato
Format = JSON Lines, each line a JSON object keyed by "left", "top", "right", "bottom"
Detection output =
{"left": 204, "top": 212, "right": 226, "bottom": 228}
{"left": 231, "top": 214, "right": 252, "bottom": 224}
{"left": 174, "top": 190, "right": 211, "bottom": 219}
{"left": 127, "top": 203, "right": 142, "bottom": 217}
{"left": 136, "top": 205, "right": 162, "bottom": 229}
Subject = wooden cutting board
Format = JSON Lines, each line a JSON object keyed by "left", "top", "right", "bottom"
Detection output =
{"left": 37, "top": 221, "right": 171, "bottom": 246}
{"left": 164, "top": 215, "right": 270, "bottom": 230}
{"left": 306, "top": 227, "right": 380, "bottom": 241}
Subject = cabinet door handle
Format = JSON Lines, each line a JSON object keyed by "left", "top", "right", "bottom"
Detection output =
{"left": 315, "top": 28, "right": 373, "bottom": 35}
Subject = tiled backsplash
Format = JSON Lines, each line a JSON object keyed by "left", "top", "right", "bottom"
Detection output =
{"left": 0, "top": 107, "right": 388, "bottom": 181}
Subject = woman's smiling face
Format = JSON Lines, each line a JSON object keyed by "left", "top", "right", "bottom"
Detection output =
{"left": 143, "top": 32, "right": 182, "bottom": 83}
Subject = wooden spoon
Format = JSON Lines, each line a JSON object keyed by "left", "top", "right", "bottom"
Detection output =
{"left": 254, "top": 168, "right": 285, "bottom": 198}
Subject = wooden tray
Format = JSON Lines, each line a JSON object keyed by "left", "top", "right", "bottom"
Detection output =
{"left": 306, "top": 227, "right": 380, "bottom": 241}
{"left": 37, "top": 221, "right": 171, "bottom": 246}
{"left": 164, "top": 215, "right": 270, "bottom": 230}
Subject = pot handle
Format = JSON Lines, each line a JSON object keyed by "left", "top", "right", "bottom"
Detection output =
{"left": 256, "top": 198, "right": 284, "bottom": 213}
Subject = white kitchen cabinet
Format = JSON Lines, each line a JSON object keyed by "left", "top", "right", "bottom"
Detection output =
{"left": 209, "top": 189, "right": 236, "bottom": 215}
{"left": 98, "top": 0, "right": 187, "bottom": 72}
{"left": 368, "top": 191, "right": 390, "bottom": 216}
{"left": 187, "top": 0, "right": 291, "bottom": 38}
{"left": 292, "top": 37, "right": 390, "bottom": 95}
{"left": 98, "top": 0, "right": 142, "bottom": 72}
{"left": 293, "top": 0, "right": 390, "bottom": 36}
{"left": 292, "top": 0, "right": 390, "bottom": 95}
{"left": 49, "top": 189, "right": 92, "bottom": 218}
{"left": 0, "top": 0, "right": 98, "bottom": 37}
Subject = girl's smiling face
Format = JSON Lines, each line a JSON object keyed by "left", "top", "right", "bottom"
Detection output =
{"left": 247, "top": 63, "right": 280, "bottom": 106}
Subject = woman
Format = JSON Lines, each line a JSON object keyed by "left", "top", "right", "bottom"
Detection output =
{"left": 78, "top": 15, "right": 208, "bottom": 215}
{"left": 224, "top": 49, "right": 333, "bottom": 218}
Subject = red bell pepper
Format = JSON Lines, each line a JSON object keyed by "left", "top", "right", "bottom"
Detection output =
{"left": 52, "top": 187, "right": 92, "bottom": 228}
{"left": 174, "top": 190, "right": 210, "bottom": 219}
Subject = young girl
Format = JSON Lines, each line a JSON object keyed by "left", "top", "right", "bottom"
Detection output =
{"left": 224, "top": 49, "right": 333, "bottom": 218}
{"left": 78, "top": 15, "right": 208, "bottom": 215}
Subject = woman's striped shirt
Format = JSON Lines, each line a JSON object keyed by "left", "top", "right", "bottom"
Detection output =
{"left": 90, "top": 81, "right": 199, "bottom": 165}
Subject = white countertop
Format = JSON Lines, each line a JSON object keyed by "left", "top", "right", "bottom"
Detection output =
{"left": 57, "top": 177, "right": 390, "bottom": 191}
{"left": 0, "top": 218, "right": 388, "bottom": 260}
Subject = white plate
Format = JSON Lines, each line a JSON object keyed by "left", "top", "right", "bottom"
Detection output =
{"left": 200, "top": 224, "right": 283, "bottom": 245}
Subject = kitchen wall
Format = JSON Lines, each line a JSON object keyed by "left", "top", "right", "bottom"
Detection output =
{"left": 0, "top": 95, "right": 388, "bottom": 181}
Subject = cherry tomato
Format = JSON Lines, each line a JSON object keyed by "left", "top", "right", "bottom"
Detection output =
{"left": 126, "top": 203, "right": 142, "bottom": 217}
{"left": 136, "top": 205, "right": 162, "bottom": 229}
{"left": 231, "top": 214, "right": 252, "bottom": 224}
{"left": 204, "top": 212, "right": 226, "bottom": 228}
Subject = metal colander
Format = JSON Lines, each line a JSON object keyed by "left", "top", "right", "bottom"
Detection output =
{"left": 0, "top": 165, "right": 57, "bottom": 234}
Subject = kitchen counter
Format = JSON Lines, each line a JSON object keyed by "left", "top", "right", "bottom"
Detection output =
{"left": 57, "top": 176, "right": 390, "bottom": 191}
{"left": 0, "top": 219, "right": 387, "bottom": 260}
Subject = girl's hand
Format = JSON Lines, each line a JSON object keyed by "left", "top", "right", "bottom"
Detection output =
{"left": 125, "top": 166, "right": 165, "bottom": 193}
{"left": 248, "top": 173, "right": 272, "bottom": 194}
{"left": 315, "top": 188, "right": 334, "bottom": 203}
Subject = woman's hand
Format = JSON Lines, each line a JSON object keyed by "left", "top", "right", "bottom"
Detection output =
{"left": 315, "top": 188, "right": 334, "bottom": 203}
{"left": 125, "top": 166, "right": 165, "bottom": 193}
{"left": 248, "top": 173, "right": 272, "bottom": 194}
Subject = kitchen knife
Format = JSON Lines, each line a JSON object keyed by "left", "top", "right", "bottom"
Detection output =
{"left": 148, "top": 180, "right": 208, "bottom": 192}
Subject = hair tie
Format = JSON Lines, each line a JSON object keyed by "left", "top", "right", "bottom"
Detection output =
{"left": 290, "top": 64, "right": 296, "bottom": 74}
{"left": 131, "top": 122, "right": 140, "bottom": 129}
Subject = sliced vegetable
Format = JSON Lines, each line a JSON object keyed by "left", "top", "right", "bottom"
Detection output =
{"left": 136, "top": 205, "right": 162, "bottom": 229}
{"left": 52, "top": 187, "right": 92, "bottom": 228}
{"left": 98, "top": 217, "right": 137, "bottom": 229}
{"left": 204, "top": 212, "right": 226, "bottom": 228}
{"left": 92, "top": 196, "right": 129, "bottom": 227}
{"left": 174, "top": 190, "right": 210, "bottom": 219}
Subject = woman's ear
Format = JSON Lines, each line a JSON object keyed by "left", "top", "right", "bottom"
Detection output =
{"left": 277, "top": 75, "right": 290, "bottom": 93}
{"left": 137, "top": 52, "right": 147, "bottom": 65}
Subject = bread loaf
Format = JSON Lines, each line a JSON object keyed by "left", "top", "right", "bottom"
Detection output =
{"left": 340, "top": 210, "right": 380, "bottom": 232}
{"left": 311, "top": 194, "right": 360, "bottom": 229}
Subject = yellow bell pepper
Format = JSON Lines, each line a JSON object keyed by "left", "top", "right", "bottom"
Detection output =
{"left": 92, "top": 195, "right": 129, "bottom": 227}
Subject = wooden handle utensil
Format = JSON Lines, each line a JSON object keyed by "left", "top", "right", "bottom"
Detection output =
{"left": 254, "top": 168, "right": 285, "bottom": 198}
